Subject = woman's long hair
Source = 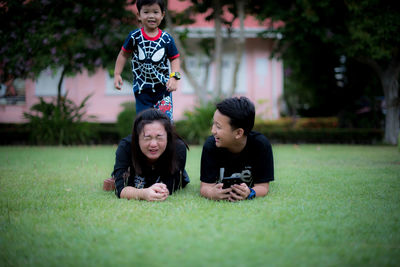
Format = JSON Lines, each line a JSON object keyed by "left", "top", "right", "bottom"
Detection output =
{"left": 131, "top": 109, "right": 185, "bottom": 175}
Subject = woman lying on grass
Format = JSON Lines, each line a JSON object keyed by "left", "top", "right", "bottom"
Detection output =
{"left": 112, "top": 108, "right": 190, "bottom": 201}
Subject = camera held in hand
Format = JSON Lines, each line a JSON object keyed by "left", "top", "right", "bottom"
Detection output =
{"left": 218, "top": 168, "right": 252, "bottom": 189}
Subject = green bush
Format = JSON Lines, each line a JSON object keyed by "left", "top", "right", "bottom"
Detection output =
{"left": 87, "top": 123, "right": 120, "bottom": 144}
{"left": 23, "top": 94, "right": 96, "bottom": 145}
{"left": 398, "top": 132, "right": 400, "bottom": 151}
{"left": 254, "top": 117, "right": 382, "bottom": 144}
{"left": 116, "top": 102, "right": 136, "bottom": 139}
{"left": 260, "top": 117, "right": 339, "bottom": 130}
{"left": 253, "top": 127, "right": 383, "bottom": 144}
{"left": 175, "top": 102, "right": 215, "bottom": 144}
{"left": 256, "top": 117, "right": 294, "bottom": 129}
{"left": 294, "top": 117, "right": 338, "bottom": 129}
{"left": 1, "top": 123, "right": 384, "bottom": 145}
{"left": 0, "top": 123, "right": 30, "bottom": 145}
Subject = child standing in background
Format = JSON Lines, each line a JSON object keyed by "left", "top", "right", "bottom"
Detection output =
{"left": 114, "top": 0, "right": 181, "bottom": 120}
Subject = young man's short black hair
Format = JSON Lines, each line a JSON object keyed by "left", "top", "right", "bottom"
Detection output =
{"left": 216, "top": 96, "right": 255, "bottom": 136}
{"left": 136, "top": 0, "right": 165, "bottom": 12}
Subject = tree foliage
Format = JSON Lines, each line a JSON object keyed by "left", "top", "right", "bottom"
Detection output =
{"left": 249, "top": 0, "right": 400, "bottom": 144}
{"left": 0, "top": 0, "right": 136, "bottom": 86}
{"left": 167, "top": 0, "right": 248, "bottom": 101}
{"left": 344, "top": 0, "right": 400, "bottom": 62}
{"left": 1, "top": 0, "right": 137, "bottom": 145}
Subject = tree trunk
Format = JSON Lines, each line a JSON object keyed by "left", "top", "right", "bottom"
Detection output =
{"left": 361, "top": 56, "right": 400, "bottom": 145}
{"left": 202, "top": 57, "right": 212, "bottom": 101}
{"left": 381, "top": 69, "right": 400, "bottom": 145}
{"left": 213, "top": 0, "right": 223, "bottom": 98}
{"left": 57, "top": 67, "right": 66, "bottom": 109}
{"left": 229, "top": 0, "right": 245, "bottom": 96}
{"left": 164, "top": 0, "right": 207, "bottom": 105}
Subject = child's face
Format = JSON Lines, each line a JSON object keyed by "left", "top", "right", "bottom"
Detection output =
{"left": 138, "top": 3, "right": 165, "bottom": 32}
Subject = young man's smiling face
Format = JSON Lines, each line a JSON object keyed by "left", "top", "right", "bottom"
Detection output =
{"left": 211, "top": 110, "right": 238, "bottom": 149}
{"left": 138, "top": 3, "right": 165, "bottom": 33}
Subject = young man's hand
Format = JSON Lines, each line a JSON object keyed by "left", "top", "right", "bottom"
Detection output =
{"left": 212, "top": 183, "right": 232, "bottom": 200}
{"left": 229, "top": 183, "right": 250, "bottom": 202}
{"left": 200, "top": 182, "right": 232, "bottom": 200}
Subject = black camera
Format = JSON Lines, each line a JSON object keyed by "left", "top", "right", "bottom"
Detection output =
{"left": 219, "top": 168, "right": 252, "bottom": 189}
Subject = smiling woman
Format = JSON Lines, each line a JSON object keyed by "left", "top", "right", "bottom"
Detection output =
{"left": 111, "top": 108, "right": 190, "bottom": 201}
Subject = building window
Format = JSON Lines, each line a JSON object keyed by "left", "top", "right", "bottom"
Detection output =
{"left": 35, "top": 68, "right": 65, "bottom": 96}
{"left": 0, "top": 78, "right": 26, "bottom": 105}
{"left": 181, "top": 39, "right": 247, "bottom": 94}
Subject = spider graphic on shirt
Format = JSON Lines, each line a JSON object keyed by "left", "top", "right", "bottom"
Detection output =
{"left": 131, "top": 32, "right": 171, "bottom": 91}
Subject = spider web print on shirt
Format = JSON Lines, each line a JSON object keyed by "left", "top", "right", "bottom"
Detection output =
{"left": 131, "top": 31, "right": 171, "bottom": 93}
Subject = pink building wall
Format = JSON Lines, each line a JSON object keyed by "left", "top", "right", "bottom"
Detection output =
{"left": 0, "top": 53, "right": 282, "bottom": 123}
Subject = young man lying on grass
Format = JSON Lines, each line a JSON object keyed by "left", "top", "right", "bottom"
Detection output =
{"left": 200, "top": 97, "right": 274, "bottom": 202}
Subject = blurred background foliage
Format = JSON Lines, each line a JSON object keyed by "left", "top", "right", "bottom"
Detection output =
{"left": 0, "top": 0, "right": 398, "bottom": 145}
{"left": 116, "top": 102, "right": 136, "bottom": 139}
{"left": 174, "top": 101, "right": 216, "bottom": 144}
{"left": 248, "top": 0, "right": 399, "bottom": 143}
{"left": 0, "top": 0, "right": 136, "bottom": 83}
{"left": 1, "top": 0, "right": 137, "bottom": 145}
{"left": 23, "top": 93, "right": 96, "bottom": 145}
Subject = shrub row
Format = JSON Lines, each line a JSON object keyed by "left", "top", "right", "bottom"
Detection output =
{"left": 176, "top": 121, "right": 383, "bottom": 145}
{"left": 252, "top": 127, "right": 383, "bottom": 144}
{"left": 0, "top": 123, "right": 383, "bottom": 145}
{"left": 256, "top": 117, "right": 339, "bottom": 129}
{"left": 0, "top": 123, "right": 120, "bottom": 145}
{"left": 0, "top": 123, "right": 30, "bottom": 145}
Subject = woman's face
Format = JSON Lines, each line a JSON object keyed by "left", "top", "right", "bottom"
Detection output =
{"left": 139, "top": 121, "right": 168, "bottom": 163}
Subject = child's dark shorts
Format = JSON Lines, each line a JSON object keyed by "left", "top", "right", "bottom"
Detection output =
{"left": 134, "top": 85, "right": 173, "bottom": 120}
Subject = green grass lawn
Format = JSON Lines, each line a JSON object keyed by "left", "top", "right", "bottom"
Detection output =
{"left": 0, "top": 144, "right": 399, "bottom": 267}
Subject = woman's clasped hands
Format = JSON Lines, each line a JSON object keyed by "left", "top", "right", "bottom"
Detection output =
{"left": 142, "top": 183, "right": 169, "bottom": 201}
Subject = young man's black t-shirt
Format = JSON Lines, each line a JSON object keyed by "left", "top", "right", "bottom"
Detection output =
{"left": 112, "top": 135, "right": 190, "bottom": 198}
{"left": 200, "top": 131, "right": 274, "bottom": 187}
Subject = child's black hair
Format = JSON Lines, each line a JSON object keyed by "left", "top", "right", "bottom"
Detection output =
{"left": 136, "top": 0, "right": 165, "bottom": 12}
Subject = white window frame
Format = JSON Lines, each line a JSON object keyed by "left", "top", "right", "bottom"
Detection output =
{"left": 35, "top": 68, "right": 66, "bottom": 96}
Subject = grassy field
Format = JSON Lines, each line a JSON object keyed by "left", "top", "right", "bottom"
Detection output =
{"left": 0, "top": 144, "right": 399, "bottom": 267}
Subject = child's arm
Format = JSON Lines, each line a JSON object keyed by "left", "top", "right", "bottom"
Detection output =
{"left": 166, "top": 57, "right": 180, "bottom": 92}
{"left": 114, "top": 50, "right": 131, "bottom": 90}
